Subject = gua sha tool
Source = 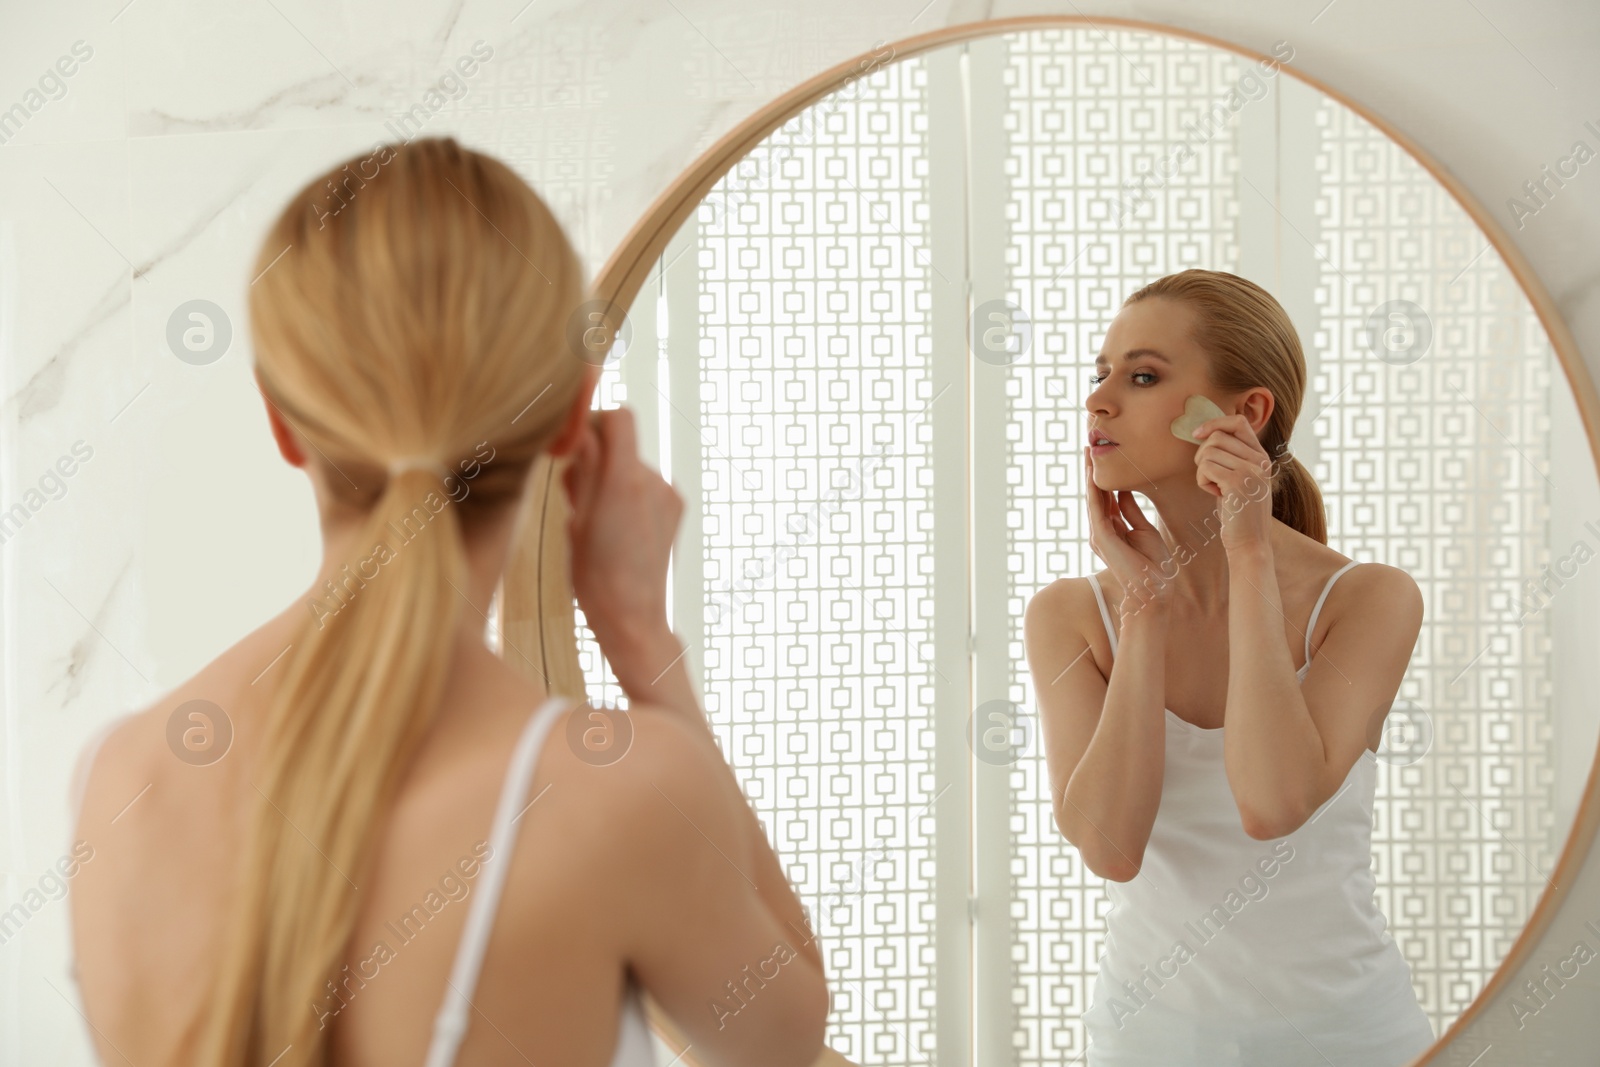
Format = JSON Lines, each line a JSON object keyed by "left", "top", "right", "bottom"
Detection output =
{"left": 1170, "top": 394, "right": 1227, "bottom": 445}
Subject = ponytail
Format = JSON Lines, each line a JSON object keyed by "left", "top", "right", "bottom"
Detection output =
{"left": 191, "top": 136, "right": 588, "bottom": 1064}
{"left": 196, "top": 464, "right": 467, "bottom": 1063}
{"left": 1270, "top": 451, "right": 1327, "bottom": 546}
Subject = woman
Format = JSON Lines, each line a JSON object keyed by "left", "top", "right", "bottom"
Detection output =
{"left": 1023, "top": 270, "right": 1435, "bottom": 1066}
{"left": 66, "top": 137, "right": 829, "bottom": 1066}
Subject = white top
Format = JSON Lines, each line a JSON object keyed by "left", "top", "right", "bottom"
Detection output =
{"left": 425, "top": 694, "right": 657, "bottom": 1066}
{"left": 66, "top": 695, "right": 657, "bottom": 1066}
{"left": 1080, "top": 562, "right": 1435, "bottom": 1067}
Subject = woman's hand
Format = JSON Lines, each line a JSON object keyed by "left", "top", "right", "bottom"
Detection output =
{"left": 1085, "top": 445, "right": 1175, "bottom": 619}
{"left": 560, "top": 406, "right": 685, "bottom": 649}
{"left": 1191, "top": 415, "right": 1275, "bottom": 553}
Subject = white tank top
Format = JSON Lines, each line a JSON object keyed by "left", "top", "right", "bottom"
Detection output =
{"left": 424, "top": 694, "right": 657, "bottom": 1066}
{"left": 65, "top": 695, "right": 658, "bottom": 1066}
{"left": 1080, "top": 563, "right": 1435, "bottom": 1066}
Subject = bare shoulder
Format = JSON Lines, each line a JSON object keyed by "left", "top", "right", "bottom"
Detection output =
{"left": 1026, "top": 572, "right": 1113, "bottom": 635}
{"left": 72, "top": 697, "right": 183, "bottom": 834}
{"left": 1296, "top": 550, "right": 1422, "bottom": 662}
{"left": 68, "top": 686, "right": 221, "bottom": 1020}
{"left": 555, "top": 702, "right": 743, "bottom": 855}
{"left": 73, "top": 614, "right": 288, "bottom": 833}
{"left": 1026, "top": 573, "right": 1100, "bottom": 621}
{"left": 547, "top": 702, "right": 828, "bottom": 1061}
{"left": 1332, "top": 560, "right": 1422, "bottom": 621}
{"left": 549, "top": 700, "right": 757, "bottom": 929}
{"left": 1023, "top": 576, "right": 1108, "bottom": 678}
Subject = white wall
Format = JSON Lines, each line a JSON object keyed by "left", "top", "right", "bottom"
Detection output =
{"left": 0, "top": 0, "right": 1595, "bottom": 1062}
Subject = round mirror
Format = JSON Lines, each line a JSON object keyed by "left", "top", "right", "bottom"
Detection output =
{"left": 504, "top": 19, "right": 1600, "bottom": 1067}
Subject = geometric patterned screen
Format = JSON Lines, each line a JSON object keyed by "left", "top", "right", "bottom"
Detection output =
{"left": 678, "top": 51, "right": 940, "bottom": 1065}
{"left": 590, "top": 53, "right": 942, "bottom": 1065}
{"left": 1303, "top": 92, "right": 1559, "bottom": 1032}
{"left": 573, "top": 26, "right": 1574, "bottom": 1067}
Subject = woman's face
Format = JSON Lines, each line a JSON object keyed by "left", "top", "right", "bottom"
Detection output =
{"left": 1085, "top": 297, "right": 1213, "bottom": 490}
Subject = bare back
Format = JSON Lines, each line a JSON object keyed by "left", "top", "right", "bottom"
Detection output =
{"left": 68, "top": 607, "right": 645, "bottom": 1065}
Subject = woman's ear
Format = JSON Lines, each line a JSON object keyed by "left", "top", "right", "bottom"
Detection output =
{"left": 546, "top": 364, "right": 603, "bottom": 458}
{"left": 1240, "top": 386, "right": 1275, "bottom": 439}
{"left": 256, "top": 370, "right": 307, "bottom": 468}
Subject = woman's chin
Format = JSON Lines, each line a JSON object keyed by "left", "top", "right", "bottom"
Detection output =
{"left": 1089, "top": 453, "right": 1124, "bottom": 485}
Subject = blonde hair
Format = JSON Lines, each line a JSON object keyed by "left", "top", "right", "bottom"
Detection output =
{"left": 1124, "top": 268, "right": 1327, "bottom": 544}
{"left": 192, "top": 136, "right": 589, "bottom": 1064}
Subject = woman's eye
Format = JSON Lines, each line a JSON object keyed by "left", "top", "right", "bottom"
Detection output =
{"left": 1087, "top": 371, "right": 1157, "bottom": 386}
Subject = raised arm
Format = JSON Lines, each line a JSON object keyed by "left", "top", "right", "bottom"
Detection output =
{"left": 606, "top": 624, "right": 824, "bottom": 977}
{"left": 556, "top": 403, "right": 825, "bottom": 980}
{"left": 557, "top": 403, "right": 830, "bottom": 1061}
{"left": 1221, "top": 550, "right": 1423, "bottom": 839}
{"left": 617, "top": 706, "right": 830, "bottom": 1067}
{"left": 1025, "top": 580, "right": 1170, "bottom": 882}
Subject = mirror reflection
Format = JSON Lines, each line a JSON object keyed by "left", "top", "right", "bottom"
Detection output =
{"left": 591, "top": 24, "right": 1598, "bottom": 1066}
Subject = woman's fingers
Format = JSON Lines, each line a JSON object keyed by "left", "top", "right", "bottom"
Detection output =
{"left": 564, "top": 403, "right": 680, "bottom": 634}
{"left": 560, "top": 439, "right": 582, "bottom": 511}
{"left": 1116, "top": 489, "right": 1157, "bottom": 531}
{"left": 571, "top": 406, "right": 646, "bottom": 525}
{"left": 1197, "top": 427, "right": 1274, "bottom": 488}
{"left": 1085, "top": 448, "right": 1109, "bottom": 513}
{"left": 1084, "top": 448, "right": 1110, "bottom": 552}
{"left": 1084, "top": 447, "right": 1100, "bottom": 518}
{"left": 1087, "top": 460, "right": 1119, "bottom": 540}
{"left": 597, "top": 405, "right": 639, "bottom": 483}
{"left": 1197, "top": 428, "right": 1247, "bottom": 458}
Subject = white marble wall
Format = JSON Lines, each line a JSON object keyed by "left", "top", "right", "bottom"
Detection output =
{"left": 1, "top": 0, "right": 1596, "bottom": 1062}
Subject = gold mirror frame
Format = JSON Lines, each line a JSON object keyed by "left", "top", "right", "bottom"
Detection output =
{"left": 499, "top": 16, "right": 1600, "bottom": 1066}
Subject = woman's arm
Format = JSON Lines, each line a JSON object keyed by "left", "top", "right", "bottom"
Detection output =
{"left": 1026, "top": 581, "right": 1171, "bottom": 882}
{"left": 560, "top": 401, "right": 820, "bottom": 975}
{"left": 1222, "top": 546, "right": 1424, "bottom": 839}
{"left": 618, "top": 707, "right": 829, "bottom": 1067}
{"left": 1220, "top": 544, "right": 1324, "bottom": 838}
{"left": 602, "top": 621, "right": 824, "bottom": 976}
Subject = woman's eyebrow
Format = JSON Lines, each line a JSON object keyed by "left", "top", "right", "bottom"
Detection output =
{"left": 1093, "top": 348, "right": 1172, "bottom": 368}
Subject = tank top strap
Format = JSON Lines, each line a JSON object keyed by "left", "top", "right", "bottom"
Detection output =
{"left": 1304, "top": 560, "right": 1362, "bottom": 669}
{"left": 1085, "top": 573, "right": 1120, "bottom": 655}
{"left": 1088, "top": 564, "right": 1362, "bottom": 670}
{"left": 423, "top": 693, "right": 574, "bottom": 1067}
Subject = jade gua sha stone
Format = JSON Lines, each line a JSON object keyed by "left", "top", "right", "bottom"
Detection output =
{"left": 1170, "top": 394, "right": 1227, "bottom": 445}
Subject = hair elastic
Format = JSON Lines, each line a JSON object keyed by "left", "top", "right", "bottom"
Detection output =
{"left": 387, "top": 455, "right": 451, "bottom": 479}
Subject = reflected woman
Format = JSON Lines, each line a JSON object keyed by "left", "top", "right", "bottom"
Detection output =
{"left": 66, "top": 137, "right": 829, "bottom": 1066}
{"left": 1023, "top": 270, "right": 1434, "bottom": 1066}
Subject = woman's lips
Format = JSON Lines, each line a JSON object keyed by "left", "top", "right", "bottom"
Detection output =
{"left": 1090, "top": 442, "right": 1118, "bottom": 456}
